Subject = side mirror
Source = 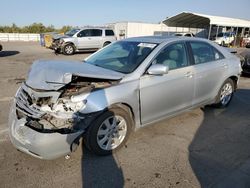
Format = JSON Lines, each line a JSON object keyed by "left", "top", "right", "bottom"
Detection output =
{"left": 147, "top": 64, "right": 169, "bottom": 75}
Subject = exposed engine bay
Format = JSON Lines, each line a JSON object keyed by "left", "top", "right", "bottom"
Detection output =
{"left": 15, "top": 76, "right": 119, "bottom": 133}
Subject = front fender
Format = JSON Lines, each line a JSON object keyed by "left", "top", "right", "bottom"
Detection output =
{"left": 72, "top": 80, "right": 141, "bottom": 128}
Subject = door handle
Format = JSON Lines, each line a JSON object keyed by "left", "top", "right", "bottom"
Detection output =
{"left": 185, "top": 72, "right": 193, "bottom": 78}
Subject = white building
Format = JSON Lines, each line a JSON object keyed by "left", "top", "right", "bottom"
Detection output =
{"left": 107, "top": 21, "right": 190, "bottom": 40}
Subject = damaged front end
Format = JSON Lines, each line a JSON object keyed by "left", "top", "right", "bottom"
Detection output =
{"left": 9, "top": 69, "right": 120, "bottom": 159}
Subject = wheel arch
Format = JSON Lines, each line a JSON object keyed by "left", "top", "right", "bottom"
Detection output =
{"left": 63, "top": 42, "right": 76, "bottom": 48}
{"left": 108, "top": 102, "right": 136, "bottom": 130}
{"left": 103, "top": 41, "right": 111, "bottom": 47}
{"left": 228, "top": 75, "right": 238, "bottom": 91}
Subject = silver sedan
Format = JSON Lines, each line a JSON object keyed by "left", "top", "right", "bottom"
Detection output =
{"left": 9, "top": 36, "right": 242, "bottom": 159}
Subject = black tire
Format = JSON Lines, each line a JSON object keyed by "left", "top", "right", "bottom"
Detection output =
{"left": 62, "top": 43, "right": 75, "bottom": 55}
{"left": 0, "top": 44, "right": 2, "bottom": 51}
{"left": 84, "top": 107, "right": 132, "bottom": 155}
{"left": 213, "top": 78, "right": 235, "bottom": 108}
{"left": 103, "top": 41, "right": 111, "bottom": 47}
{"left": 221, "top": 41, "right": 225, "bottom": 47}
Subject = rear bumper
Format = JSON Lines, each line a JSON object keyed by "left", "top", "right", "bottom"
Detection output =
{"left": 8, "top": 101, "right": 84, "bottom": 160}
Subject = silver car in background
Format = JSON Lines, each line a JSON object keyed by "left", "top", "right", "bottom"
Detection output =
{"left": 52, "top": 27, "right": 116, "bottom": 55}
{"left": 9, "top": 36, "right": 242, "bottom": 159}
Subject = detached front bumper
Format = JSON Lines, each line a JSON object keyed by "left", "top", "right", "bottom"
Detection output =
{"left": 8, "top": 101, "right": 84, "bottom": 160}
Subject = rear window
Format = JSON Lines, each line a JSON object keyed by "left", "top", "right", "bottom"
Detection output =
{"left": 105, "top": 30, "right": 115, "bottom": 36}
{"left": 190, "top": 42, "right": 223, "bottom": 64}
{"left": 185, "top": 34, "right": 192, "bottom": 37}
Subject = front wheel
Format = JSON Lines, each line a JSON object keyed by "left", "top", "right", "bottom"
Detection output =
{"left": 214, "top": 78, "right": 234, "bottom": 108}
{"left": 62, "top": 43, "right": 75, "bottom": 55}
{"left": 84, "top": 108, "right": 132, "bottom": 155}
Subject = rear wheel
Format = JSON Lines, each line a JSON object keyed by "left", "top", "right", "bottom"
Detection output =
{"left": 214, "top": 78, "right": 234, "bottom": 108}
{"left": 63, "top": 43, "right": 75, "bottom": 55}
{"left": 84, "top": 108, "right": 132, "bottom": 155}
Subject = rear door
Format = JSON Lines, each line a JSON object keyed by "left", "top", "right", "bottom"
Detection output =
{"left": 187, "top": 41, "right": 228, "bottom": 105}
{"left": 140, "top": 42, "right": 195, "bottom": 124}
{"left": 88, "top": 29, "right": 103, "bottom": 48}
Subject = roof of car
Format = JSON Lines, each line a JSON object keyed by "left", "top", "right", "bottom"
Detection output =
{"left": 123, "top": 36, "right": 177, "bottom": 44}
{"left": 123, "top": 35, "right": 212, "bottom": 44}
{"left": 78, "top": 27, "right": 113, "bottom": 30}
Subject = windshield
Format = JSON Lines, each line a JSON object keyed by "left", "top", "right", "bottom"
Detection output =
{"left": 65, "top": 29, "right": 80, "bottom": 37}
{"left": 85, "top": 41, "right": 157, "bottom": 74}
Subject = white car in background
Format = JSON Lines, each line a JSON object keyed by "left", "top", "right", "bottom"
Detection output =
{"left": 214, "top": 32, "right": 235, "bottom": 46}
{"left": 174, "top": 32, "right": 195, "bottom": 37}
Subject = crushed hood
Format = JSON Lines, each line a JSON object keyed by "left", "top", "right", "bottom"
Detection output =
{"left": 26, "top": 60, "right": 124, "bottom": 90}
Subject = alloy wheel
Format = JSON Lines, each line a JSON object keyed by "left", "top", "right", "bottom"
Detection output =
{"left": 97, "top": 115, "right": 127, "bottom": 150}
{"left": 220, "top": 82, "right": 233, "bottom": 106}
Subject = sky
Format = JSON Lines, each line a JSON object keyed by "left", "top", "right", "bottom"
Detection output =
{"left": 1, "top": 0, "right": 250, "bottom": 28}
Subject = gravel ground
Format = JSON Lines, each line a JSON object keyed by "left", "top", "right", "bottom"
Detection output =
{"left": 0, "top": 42, "right": 250, "bottom": 188}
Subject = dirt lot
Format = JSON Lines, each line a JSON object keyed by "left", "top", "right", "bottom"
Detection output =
{"left": 0, "top": 42, "right": 250, "bottom": 188}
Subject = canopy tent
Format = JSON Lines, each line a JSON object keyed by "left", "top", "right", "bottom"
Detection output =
{"left": 163, "top": 12, "right": 250, "bottom": 28}
{"left": 163, "top": 12, "right": 250, "bottom": 46}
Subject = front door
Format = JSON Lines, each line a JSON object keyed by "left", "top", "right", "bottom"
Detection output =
{"left": 140, "top": 42, "right": 195, "bottom": 125}
{"left": 77, "top": 29, "right": 92, "bottom": 49}
{"left": 77, "top": 29, "right": 102, "bottom": 49}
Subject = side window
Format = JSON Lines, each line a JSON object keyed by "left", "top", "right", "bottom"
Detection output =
{"left": 212, "top": 47, "right": 225, "bottom": 60}
{"left": 190, "top": 42, "right": 215, "bottom": 64}
{"left": 77, "top": 29, "right": 91, "bottom": 37}
{"left": 155, "top": 43, "right": 188, "bottom": 70}
{"left": 105, "top": 30, "right": 115, "bottom": 36}
{"left": 90, "top": 29, "right": 102, "bottom": 37}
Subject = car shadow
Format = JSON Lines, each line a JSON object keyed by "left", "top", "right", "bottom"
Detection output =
{"left": 189, "top": 89, "right": 250, "bottom": 187}
{"left": 79, "top": 106, "right": 125, "bottom": 188}
{"left": 81, "top": 144, "right": 124, "bottom": 188}
{"left": 0, "top": 51, "right": 20, "bottom": 57}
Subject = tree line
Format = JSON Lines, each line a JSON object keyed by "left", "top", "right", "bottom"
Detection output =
{"left": 0, "top": 23, "right": 72, "bottom": 34}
